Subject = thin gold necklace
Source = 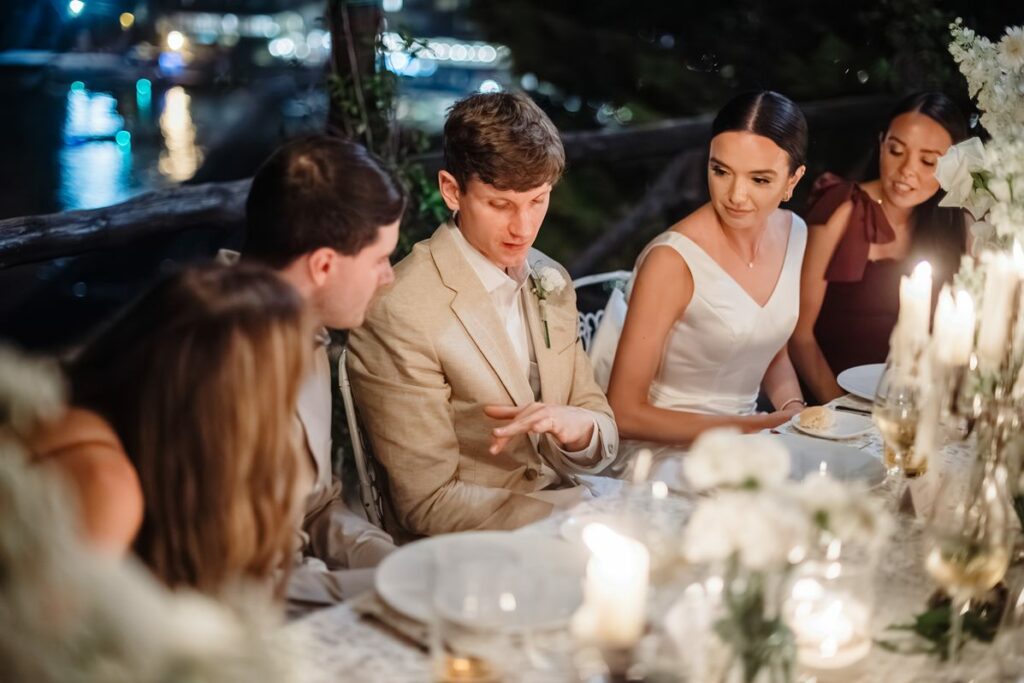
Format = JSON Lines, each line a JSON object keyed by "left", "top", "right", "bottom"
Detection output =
{"left": 722, "top": 227, "right": 765, "bottom": 269}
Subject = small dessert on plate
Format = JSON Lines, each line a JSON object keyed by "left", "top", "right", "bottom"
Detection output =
{"left": 798, "top": 406, "right": 836, "bottom": 432}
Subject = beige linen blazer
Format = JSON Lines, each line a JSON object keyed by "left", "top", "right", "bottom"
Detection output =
{"left": 218, "top": 248, "right": 394, "bottom": 604}
{"left": 286, "top": 343, "right": 397, "bottom": 605}
{"left": 347, "top": 223, "right": 618, "bottom": 537}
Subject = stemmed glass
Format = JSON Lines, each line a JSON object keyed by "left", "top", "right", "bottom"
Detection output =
{"left": 994, "top": 578, "right": 1024, "bottom": 681}
{"left": 431, "top": 550, "right": 524, "bottom": 683}
{"left": 872, "top": 359, "right": 924, "bottom": 509}
{"left": 923, "top": 451, "right": 1013, "bottom": 675}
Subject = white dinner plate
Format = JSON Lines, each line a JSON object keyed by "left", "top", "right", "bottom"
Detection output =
{"left": 776, "top": 433, "right": 886, "bottom": 486}
{"left": 837, "top": 363, "right": 886, "bottom": 401}
{"left": 655, "top": 433, "right": 886, "bottom": 490}
{"left": 789, "top": 411, "right": 874, "bottom": 440}
{"left": 375, "top": 531, "right": 587, "bottom": 627}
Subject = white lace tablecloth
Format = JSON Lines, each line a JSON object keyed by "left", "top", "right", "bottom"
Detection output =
{"left": 285, "top": 402, "right": 1000, "bottom": 682}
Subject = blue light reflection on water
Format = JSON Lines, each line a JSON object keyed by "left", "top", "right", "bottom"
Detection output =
{"left": 60, "top": 84, "right": 135, "bottom": 210}
{"left": 58, "top": 140, "right": 133, "bottom": 210}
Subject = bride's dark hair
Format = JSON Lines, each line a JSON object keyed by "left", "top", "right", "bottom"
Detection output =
{"left": 712, "top": 91, "right": 808, "bottom": 173}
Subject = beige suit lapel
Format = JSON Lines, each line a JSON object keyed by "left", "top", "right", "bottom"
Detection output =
{"left": 296, "top": 343, "right": 333, "bottom": 491}
{"left": 522, "top": 258, "right": 576, "bottom": 407}
{"left": 429, "top": 224, "right": 535, "bottom": 407}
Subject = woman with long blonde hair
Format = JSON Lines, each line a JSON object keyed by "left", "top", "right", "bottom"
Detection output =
{"left": 65, "top": 263, "right": 311, "bottom": 595}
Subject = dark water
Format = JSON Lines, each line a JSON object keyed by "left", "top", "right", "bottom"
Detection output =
{"left": 0, "top": 76, "right": 307, "bottom": 351}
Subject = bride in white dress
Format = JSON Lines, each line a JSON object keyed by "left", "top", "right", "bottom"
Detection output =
{"left": 604, "top": 91, "right": 809, "bottom": 461}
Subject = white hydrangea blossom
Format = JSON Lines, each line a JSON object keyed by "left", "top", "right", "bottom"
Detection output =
{"left": 0, "top": 345, "right": 65, "bottom": 437}
{"left": 682, "top": 490, "right": 810, "bottom": 570}
{"left": 939, "top": 21, "right": 1024, "bottom": 255}
{"left": 788, "top": 475, "right": 892, "bottom": 549}
{"left": 682, "top": 427, "right": 790, "bottom": 491}
{"left": 948, "top": 20, "right": 1024, "bottom": 142}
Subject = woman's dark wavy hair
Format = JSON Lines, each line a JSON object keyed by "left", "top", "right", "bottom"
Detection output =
{"left": 876, "top": 92, "right": 970, "bottom": 282}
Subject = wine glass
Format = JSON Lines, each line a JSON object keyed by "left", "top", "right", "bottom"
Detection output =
{"left": 923, "top": 459, "right": 1013, "bottom": 673}
{"left": 430, "top": 548, "right": 524, "bottom": 683}
{"left": 872, "top": 359, "right": 924, "bottom": 509}
{"left": 994, "top": 578, "right": 1024, "bottom": 681}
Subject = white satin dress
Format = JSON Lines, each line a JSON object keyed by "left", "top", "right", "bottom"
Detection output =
{"left": 615, "top": 214, "right": 807, "bottom": 461}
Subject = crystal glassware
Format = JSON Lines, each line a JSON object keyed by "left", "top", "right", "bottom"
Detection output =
{"left": 923, "top": 437, "right": 1013, "bottom": 673}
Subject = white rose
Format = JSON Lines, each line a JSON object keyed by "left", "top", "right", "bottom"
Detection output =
{"left": 936, "top": 137, "right": 986, "bottom": 213}
{"left": 536, "top": 266, "right": 567, "bottom": 295}
{"left": 790, "top": 475, "right": 891, "bottom": 547}
{"left": 683, "top": 427, "right": 790, "bottom": 491}
{"left": 969, "top": 220, "right": 997, "bottom": 246}
{"left": 683, "top": 491, "right": 810, "bottom": 570}
{"left": 988, "top": 176, "right": 1012, "bottom": 204}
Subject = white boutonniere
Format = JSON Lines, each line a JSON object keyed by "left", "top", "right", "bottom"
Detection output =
{"left": 529, "top": 264, "right": 567, "bottom": 348}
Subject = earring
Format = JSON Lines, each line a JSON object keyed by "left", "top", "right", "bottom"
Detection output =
{"left": 452, "top": 209, "right": 460, "bottom": 226}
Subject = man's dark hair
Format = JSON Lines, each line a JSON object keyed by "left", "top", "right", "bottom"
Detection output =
{"left": 244, "top": 135, "right": 406, "bottom": 268}
{"left": 443, "top": 92, "right": 565, "bottom": 192}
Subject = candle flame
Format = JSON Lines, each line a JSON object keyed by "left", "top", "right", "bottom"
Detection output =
{"left": 582, "top": 523, "right": 631, "bottom": 558}
{"left": 910, "top": 260, "right": 932, "bottom": 288}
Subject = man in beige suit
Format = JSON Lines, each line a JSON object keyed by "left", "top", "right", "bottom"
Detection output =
{"left": 241, "top": 136, "right": 404, "bottom": 605}
{"left": 347, "top": 93, "right": 619, "bottom": 537}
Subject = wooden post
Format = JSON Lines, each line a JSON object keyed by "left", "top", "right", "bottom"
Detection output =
{"left": 326, "top": 0, "right": 384, "bottom": 149}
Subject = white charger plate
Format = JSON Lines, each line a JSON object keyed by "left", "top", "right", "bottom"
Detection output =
{"left": 654, "top": 433, "right": 885, "bottom": 489}
{"left": 375, "top": 531, "right": 587, "bottom": 627}
{"left": 837, "top": 363, "right": 886, "bottom": 401}
{"left": 776, "top": 433, "right": 885, "bottom": 486}
{"left": 789, "top": 410, "right": 874, "bottom": 440}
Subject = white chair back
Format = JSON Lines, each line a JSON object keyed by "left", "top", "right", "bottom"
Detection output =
{"left": 338, "top": 348, "right": 385, "bottom": 529}
{"left": 572, "top": 270, "right": 631, "bottom": 353}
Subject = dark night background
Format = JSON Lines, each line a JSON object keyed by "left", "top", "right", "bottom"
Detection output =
{"left": 1, "top": 0, "right": 1022, "bottom": 351}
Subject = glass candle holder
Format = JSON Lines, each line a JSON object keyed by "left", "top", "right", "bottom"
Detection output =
{"left": 784, "top": 560, "right": 873, "bottom": 671}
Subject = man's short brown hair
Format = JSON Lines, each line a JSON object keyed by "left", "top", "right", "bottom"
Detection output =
{"left": 443, "top": 92, "right": 565, "bottom": 192}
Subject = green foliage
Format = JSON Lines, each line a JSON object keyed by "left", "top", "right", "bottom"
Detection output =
{"left": 714, "top": 557, "right": 795, "bottom": 683}
{"left": 878, "top": 588, "right": 1005, "bottom": 659}
{"left": 325, "top": 2, "right": 441, "bottom": 258}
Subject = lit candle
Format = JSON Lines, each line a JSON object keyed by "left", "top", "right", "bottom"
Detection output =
{"left": 977, "top": 252, "right": 1017, "bottom": 372}
{"left": 1011, "top": 242, "right": 1024, "bottom": 358}
{"left": 933, "top": 286, "right": 976, "bottom": 366}
{"left": 895, "top": 261, "right": 933, "bottom": 359}
{"left": 787, "top": 577, "right": 871, "bottom": 670}
{"left": 572, "top": 523, "right": 649, "bottom": 649}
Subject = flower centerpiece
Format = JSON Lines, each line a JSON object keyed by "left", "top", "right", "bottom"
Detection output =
{"left": 681, "top": 430, "right": 804, "bottom": 683}
{"left": 679, "top": 429, "right": 893, "bottom": 680}
{"left": 931, "top": 19, "right": 1024, "bottom": 530}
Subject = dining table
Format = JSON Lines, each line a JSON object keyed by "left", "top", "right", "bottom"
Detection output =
{"left": 283, "top": 395, "right": 1004, "bottom": 683}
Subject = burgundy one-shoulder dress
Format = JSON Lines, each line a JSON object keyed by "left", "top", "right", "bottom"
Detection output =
{"left": 806, "top": 173, "right": 908, "bottom": 375}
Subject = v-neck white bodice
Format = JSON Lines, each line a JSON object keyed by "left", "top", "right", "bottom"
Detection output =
{"left": 627, "top": 214, "right": 807, "bottom": 416}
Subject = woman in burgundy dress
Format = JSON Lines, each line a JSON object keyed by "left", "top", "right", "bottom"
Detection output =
{"left": 790, "top": 92, "right": 969, "bottom": 403}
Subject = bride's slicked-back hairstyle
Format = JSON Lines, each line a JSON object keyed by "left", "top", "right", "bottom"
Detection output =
{"left": 712, "top": 91, "right": 809, "bottom": 173}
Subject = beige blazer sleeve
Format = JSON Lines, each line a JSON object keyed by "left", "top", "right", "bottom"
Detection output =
{"left": 347, "top": 294, "right": 555, "bottom": 537}
{"left": 302, "top": 476, "right": 395, "bottom": 569}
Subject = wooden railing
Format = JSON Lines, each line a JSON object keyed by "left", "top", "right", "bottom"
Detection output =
{"left": 0, "top": 95, "right": 891, "bottom": 271}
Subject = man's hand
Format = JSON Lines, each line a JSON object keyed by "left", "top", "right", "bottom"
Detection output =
{"left": 483, "top": 403, "right": 596, "bottom": 455}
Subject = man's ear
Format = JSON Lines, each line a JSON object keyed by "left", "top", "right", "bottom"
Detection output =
{"left": 306, "top": 247, "right": 336, "bottom": 287}
{"left": 438, "top": 170, "right": 462, "bottom": 213}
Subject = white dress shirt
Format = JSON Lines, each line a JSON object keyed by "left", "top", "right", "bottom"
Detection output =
{"left": 450, "top": 226, "right": 600, "bottom": 463}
